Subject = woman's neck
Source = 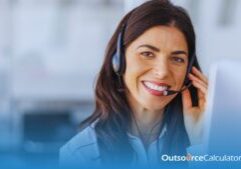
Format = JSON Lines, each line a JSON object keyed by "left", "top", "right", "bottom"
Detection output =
{"left": 129, "top": 107, "right": 164, "bottom": 148}
{"left": 132, "top": 108, "right": 164, "bottom": 133}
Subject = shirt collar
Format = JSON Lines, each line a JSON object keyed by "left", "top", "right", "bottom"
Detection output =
{"left": 127, "top": 124, "right": 167, "bottom": 140}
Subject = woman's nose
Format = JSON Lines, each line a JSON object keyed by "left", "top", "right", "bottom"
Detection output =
{"left": 153, "top": 61, "right": 170, "bottom": 79}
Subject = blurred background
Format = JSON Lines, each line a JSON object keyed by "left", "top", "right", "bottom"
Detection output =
{"left": 0, "top": 0, "right": 240, "bottom": 168}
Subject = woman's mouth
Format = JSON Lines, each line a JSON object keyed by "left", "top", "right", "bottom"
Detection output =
{"left": 142, "top": 81, "right": 170, "bottom": 96}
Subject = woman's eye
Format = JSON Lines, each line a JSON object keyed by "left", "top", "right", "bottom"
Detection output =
{"left": 172, "top": 56, "right": 185, "bottom": 63}
{"left": 140, "top": 51, "right": 154, "bottom": 59}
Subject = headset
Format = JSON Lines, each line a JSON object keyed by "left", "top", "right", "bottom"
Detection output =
{"left": 111, "top": 24, "right": 197, "bottom": 96}
{"left": 112, "top": 25, "right": 126, "bottom": 76}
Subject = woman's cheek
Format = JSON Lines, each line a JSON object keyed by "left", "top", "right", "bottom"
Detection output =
{"left": 175, "top": 70, "right": 187, "bottom": 87}
{"left": 123, "top": 68, "right": 137, "bottom": 93}
{"left": 124, "top": 65, "right": 144, "bottom": 97}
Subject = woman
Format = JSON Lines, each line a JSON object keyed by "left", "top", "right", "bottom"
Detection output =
{"left": 60, "top": 0, "right": 208, "bottom": 168}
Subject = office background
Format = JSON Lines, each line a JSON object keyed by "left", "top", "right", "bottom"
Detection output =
{"left": 0, "top": 0, "right": 240, "bottom": 167}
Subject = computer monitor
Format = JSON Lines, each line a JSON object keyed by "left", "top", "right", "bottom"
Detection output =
{"left": 204, "top": 60, "right": 241, "bottom": 155}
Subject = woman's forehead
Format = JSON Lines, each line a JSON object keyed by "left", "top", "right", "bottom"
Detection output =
{"left": 128, "top": 26, "right": 188, "bottom": 52}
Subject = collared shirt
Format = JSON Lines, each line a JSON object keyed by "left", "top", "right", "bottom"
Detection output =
{"left": 59, "top": 121, "right": 168, "bottom": 168}
{"left": 127, "top": 126, "right": 167, "bottom": 167}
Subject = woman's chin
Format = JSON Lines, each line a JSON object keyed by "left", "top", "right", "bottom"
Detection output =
{"left": 140, "top": 100, "right": 167, "bottom": 112}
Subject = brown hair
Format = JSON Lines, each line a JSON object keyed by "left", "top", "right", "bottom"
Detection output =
{"left": 81, "top": 0, "right": 200, "bottom": 164}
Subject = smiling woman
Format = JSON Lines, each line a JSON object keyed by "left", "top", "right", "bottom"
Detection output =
{"left": 124, "top": 26, "right": 189, "bottom": 112}
{"left": 60, "top": 0, "right": 208, "bottom": 168}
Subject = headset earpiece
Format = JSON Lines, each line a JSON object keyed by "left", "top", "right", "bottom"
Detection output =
{"left": 112, "top": 26, "right": 126, "bottom": 76}
{"left": 184, "top": 54, "right": 196, "bottom": 85}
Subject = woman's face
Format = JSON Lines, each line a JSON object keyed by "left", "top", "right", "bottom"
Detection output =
{"left": 124, "top": 26, "right": 189, "bottom": 112}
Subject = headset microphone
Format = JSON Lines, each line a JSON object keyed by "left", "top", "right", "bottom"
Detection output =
{"left": 163, "top": 82, "right": 192, "bottom": 96}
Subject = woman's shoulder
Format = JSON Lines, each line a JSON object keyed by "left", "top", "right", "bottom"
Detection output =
{"left": 61, "top": 124, "right": 97, "bottom": 151}
{"left": 59, "top": 121, "right": 100, "bottom": 166}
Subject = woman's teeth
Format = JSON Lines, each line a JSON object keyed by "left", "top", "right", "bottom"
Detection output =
{"left": 143, "top": 81, "right": 168, "bottom": 92}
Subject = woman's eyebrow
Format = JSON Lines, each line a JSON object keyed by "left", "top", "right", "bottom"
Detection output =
{"left": 171, "top": 50, "right": 188, "bottom": 56}
{"left": 136, "top": 44, "right": 160, "bottom": 52}
{"left": 136, "top": 45, "right": 188, "bottom": 56}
